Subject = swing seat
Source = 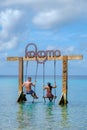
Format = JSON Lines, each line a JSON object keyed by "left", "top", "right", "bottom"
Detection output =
{"left": 26, "top": 93, "right": 38, "bottom": 98}
{"left": 43, "top": 96, "right": 57, "bottom": 102}
{"left": 43, "top": 96, "right": 57, "bottom": 99}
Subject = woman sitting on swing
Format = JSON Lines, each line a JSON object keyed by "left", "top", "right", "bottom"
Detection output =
{"left": 43, "top": 82, "right": 56, "bottom": 102}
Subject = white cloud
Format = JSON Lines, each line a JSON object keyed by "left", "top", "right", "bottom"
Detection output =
{"left": 0, "top": 9, "right": 23, "bottom": 51}
{"left": 33, "top": 10, "right": 59, "bottom": 29}
{"left": 66, "top": 46, "right": 75, "bottom": 53}
{"left": 46, "top": 45, "right": 76, "bottom": 55}
{"left": 0, "top": 0, "right": 32, "bottom": 6}
{"left": 32, "top": 4, "right": 84, "bottom": 29}
{"left": 0, "top": 9, "right": 22, "bottom": 38}
{"left": 62, "top": 46, "right": 75, "bottom": 55}
{"left": 0, "top": 0, "right": 87, "bottom": 29}
{"left": 0, "top": 36, "right": 18, "bottom": 51}
{"left": 46, "top": 45, "right": 58, "bottom": 50}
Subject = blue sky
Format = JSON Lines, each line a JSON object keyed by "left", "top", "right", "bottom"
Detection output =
{"left": 0, "top": 0, "right": 87, "bottom": 75}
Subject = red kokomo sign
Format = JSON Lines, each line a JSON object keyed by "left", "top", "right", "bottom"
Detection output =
{"left": 25, "top": 43, "right": 61, "bottom": 63}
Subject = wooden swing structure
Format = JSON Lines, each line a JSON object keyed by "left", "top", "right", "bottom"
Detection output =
{"left": 7, "top": 43, "right": 83, "bottom": 105}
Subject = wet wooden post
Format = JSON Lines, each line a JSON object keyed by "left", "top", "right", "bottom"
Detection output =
{"left": 17, "top": 57, "right": 27, "bottom": 103}
{"left": 59, "top": 56, "right": 68, "bottom": 105}
{"left": 18, "top": 57, "right": 23, "bottom": 94}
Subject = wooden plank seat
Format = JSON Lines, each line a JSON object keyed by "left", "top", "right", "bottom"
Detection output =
{"left": 43, "top": 96, "right": 57, "bottom": 99}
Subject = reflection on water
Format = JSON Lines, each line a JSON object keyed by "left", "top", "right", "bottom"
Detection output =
{"left": 45, "top": 102, "right": 56, "bottom": 130}
{"left": 60, "top": 106, "right": 70, "bottom": 129}
{"left": 17, "top": 102, "right": 71, "bottom": 130}
{"left": 46, "top": 102, "right": 54, "bottom": 115}
{"left": 45, "top": 103, "right": 70, "bottom": 130}
{"left": 15, "top": 101, "right": 87, "bottom": 130}
{"left": 17, "top": 102, "right": 37, "bottom": 130}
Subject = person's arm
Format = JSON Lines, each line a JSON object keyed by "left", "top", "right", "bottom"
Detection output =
{"left": 22, "top": 82, "right": 25, "bottom": 88}
{"left": 52, "top": 84, "right": 57, "bottom": 88}
{"left": 43, "top": 86, "right": 48, "bottom": 89}
{"left": 31, "top": 82, "right": 36, "bottom": 87}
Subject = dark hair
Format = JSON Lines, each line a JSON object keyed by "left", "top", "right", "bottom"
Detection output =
{"left": 47, "top": 82, "right": 52, "bottom": 91}
{"left": 47, "top": 82, "right": 51, "bottom": 86}
{"left": 28, "top": 77, "right": 31, "bottom": 80}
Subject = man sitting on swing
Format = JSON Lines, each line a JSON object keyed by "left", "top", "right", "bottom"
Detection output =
{"left": 22, "top": 77, "right": 38, "bottom": 99}
{"left": 43, "top": 82, "right": 56, "bottom": 102}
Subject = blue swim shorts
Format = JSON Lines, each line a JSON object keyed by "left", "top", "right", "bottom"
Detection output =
{"left": 26, "top": 90, "right": 34, "bottom": 95}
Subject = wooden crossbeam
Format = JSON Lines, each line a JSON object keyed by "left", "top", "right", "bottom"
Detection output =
{"left": 7, "top": 55, "right": 83, "bottom": 61}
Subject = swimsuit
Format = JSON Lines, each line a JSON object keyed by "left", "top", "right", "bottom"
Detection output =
{"left": 46, "top": 86, "right": 53, "bottom": 98}
{"left": 47, "top": 92, "right": 53, "bottom": 98}
{"left": 26, "top": 90, "right": 34, "bottom": 94}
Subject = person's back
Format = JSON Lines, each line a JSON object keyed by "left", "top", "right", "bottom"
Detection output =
{"left": 46, "top": 83, "right": 53, "bottom": 98}
{"left": 22, "top": 77, "right": 32, "bottom": 92}
{"left": 24, "top": 80, "right": 32, "bottom": 92}
{"left": 47, "top": 86, "right": 52, "bottom": 93}
{"left": 22, "top": 77, "right": 38, "bottom": 99}
{"left": 43, "top": 82, "right": 56, "bottom": 102}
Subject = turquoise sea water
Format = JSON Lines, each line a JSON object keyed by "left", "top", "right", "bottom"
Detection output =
{"left": 0, "top": 76, "right": 87, "bottom": 130}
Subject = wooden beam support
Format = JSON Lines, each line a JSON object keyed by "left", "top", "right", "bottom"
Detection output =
{"left": 7, "top": 55, "right": 83, "bottom": 61}
{"left": 17, "top": 57, "right": 27, "bottom": 103}
{"left": 59, "top": 56, "right": 68, "bottom": 105}
{"left": 7, "top": 57, "right": 19, "bottom": 61}
{"left": 18, "top": 57, "right": 23, "bottom": 93}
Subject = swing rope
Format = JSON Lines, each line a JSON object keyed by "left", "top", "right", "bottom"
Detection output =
{"left": 43, "top": 62, "right": 45, "bottom": 97}
{"left": 54, "top": 59, "right": 57, "bottom": 100}
{"left": 25, "top": 60, "right": 29, "bottom": 81}
{"left": 34, "top": 62, "right": 38, "bottom": 93}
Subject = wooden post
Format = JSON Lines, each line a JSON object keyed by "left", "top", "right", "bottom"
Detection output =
{"left": 17, "top": 57, "right": 27, "bottom": 103}
{"left": 18, "top": 57, "right": 23, "bottom": 94}
{"left": 59, "top": 56, "right": 68, "bottom": 105}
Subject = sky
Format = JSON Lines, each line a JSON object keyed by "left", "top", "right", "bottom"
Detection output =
{"left": 0, "top": 0, "right": 87, "bottom": 76}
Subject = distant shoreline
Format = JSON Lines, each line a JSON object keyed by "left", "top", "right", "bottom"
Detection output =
{"left": 0, "top": 75, "right": 87, "bottom": 79}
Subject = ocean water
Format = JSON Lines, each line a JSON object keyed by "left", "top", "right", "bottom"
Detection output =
{"left": 0, "top": 75, "right": 87, "bottom": 130}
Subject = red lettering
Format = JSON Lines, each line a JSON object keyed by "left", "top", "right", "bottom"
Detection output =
{"left": 25, "top": 43, "right": 61, "bottom": 63}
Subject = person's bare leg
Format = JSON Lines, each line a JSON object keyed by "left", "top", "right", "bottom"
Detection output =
{"left": 31, "top": 93, "right": 38, "bottom": 99}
